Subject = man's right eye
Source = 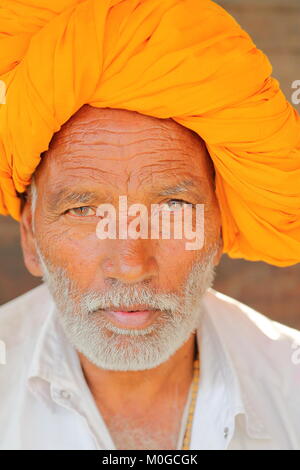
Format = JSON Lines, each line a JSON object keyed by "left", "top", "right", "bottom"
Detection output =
{"left": 65, "top": 206, "right": 96, "bottom": 217}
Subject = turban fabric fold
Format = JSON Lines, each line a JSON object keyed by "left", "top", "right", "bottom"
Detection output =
{"left": 0, "top": 0, "right": 299, "bottom": 266}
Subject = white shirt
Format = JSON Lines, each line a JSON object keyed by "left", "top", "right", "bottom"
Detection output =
{"left": 0, "top": 283, "right": 300, "bottom": 450}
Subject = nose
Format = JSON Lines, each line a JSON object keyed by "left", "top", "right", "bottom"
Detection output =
{"left": 101, "top": 239, "right": 158, "bottom": 284}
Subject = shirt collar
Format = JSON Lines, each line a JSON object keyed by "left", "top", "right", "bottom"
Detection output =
{"left": 200, "top": 288, "right": 272, "bottom": 441}
{"left": 27, "top": 284, "right": 272, "bottom": 442}
{"left": 27, "top": 296, "right": 86, "bottom": 401}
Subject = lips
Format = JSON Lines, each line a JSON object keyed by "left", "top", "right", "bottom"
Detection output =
{"left": 106, "top": 304, "right": 155, "bottom": 312}
{"left": 104, "top": 305, "right": 160, "bottom": 328}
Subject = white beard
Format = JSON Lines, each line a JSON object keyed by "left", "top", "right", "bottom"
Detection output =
{"left": 36, "top": 244, "right": 217, "bottom": 371}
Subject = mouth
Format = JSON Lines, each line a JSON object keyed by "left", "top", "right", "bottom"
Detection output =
{"left": 101, "top": 304, "right": 161, "bottom": 328}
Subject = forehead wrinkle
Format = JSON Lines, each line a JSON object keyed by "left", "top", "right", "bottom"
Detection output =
{"left": 62, "top": 110, "right": 182, "bottom": 134}
{"left": 39, "top": 148, "right": 212, "bottom": 192}
{"left": 46, "top": 116, "right": 206, "bottom": 165}
{"left": 51, "top": 129, "right": 197, "bottom": 152}
{"left": 63, "top": 124, "right": 178, "bottom": 135}
{"left": 49, "top": 104, "right": 204, "bottom": 145}
{"left": 131, "top": 158, "right": 198, "bottom": 175}
{"left": 50, "top": 111, "right": 201, "bottom": 146}
{"left": 44, "top": 144, "right": 201, "bottom": 171}
{"left": 46, "top": 160, "right": 118, "bottom": 180}
{"left": 38, "top": 108, "right": 210, "bottom": 188}
{"left": 53, "top": 160, "right": 115, "bottom": 173}
{"left": 128, "top": 164, "right": 210, "bottom": 189}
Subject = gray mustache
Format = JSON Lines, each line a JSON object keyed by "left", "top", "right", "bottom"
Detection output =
{"left": 83, "top": 285, "right": 182, "bottom": 314}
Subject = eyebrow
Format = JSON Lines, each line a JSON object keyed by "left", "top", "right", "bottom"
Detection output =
{"left": 157, "top": 179, "right": 205, "bottom": 197}
{"left": 47, "top": 189, "right": 100, "bottom": 210}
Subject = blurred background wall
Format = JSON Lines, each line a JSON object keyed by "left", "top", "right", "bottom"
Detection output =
{"left": 0, "top": 0, "right": 299, "bottom": 329}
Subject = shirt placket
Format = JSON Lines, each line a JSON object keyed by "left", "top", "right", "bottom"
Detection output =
{"left": 50, "top": 381, "right": 116, "bottom": 450}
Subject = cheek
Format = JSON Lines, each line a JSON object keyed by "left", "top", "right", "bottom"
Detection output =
{"left": 36, "top": 223, "right": 106, "bottom": 288}
{"left": 154, "top": 221, "right": 217, "bottom": 289}
{"left": 155, "top": 239, "right": 198, "bottom": 288}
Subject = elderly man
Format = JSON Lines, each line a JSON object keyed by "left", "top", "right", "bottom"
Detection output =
{"left": 0, "top": 0, "right": 300, "bottom": 451}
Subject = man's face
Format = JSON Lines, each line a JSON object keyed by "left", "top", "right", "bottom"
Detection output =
{"left": 20, "top": 105, "right": 222, "bottom": 371}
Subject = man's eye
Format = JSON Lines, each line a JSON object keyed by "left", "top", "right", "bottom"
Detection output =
{"left": 66, "top": 206, "right": 96, "bottom": 217}
{"left": 160, "top": 199, "right": 193, "bottom": 211}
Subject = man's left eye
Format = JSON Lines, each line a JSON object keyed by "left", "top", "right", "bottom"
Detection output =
{"left": 160, "top": 199, "right": 193, "bottom": 211}
{"left": 67, "top": 206, "right": 96, "bottom": 217}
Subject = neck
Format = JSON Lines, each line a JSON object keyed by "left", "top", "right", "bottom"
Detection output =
{"left": 78, "top": 331, "right": 199, "bottom": 416}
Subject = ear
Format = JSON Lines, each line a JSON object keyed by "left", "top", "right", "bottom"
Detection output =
{"left": 19, "top": 198, "right": 43, "bottom": 277}
{"left": 213, "top": 227, "right": 223, "bottom": 266}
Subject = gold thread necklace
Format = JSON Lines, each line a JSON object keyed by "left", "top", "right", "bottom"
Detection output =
{"left": 181, "top": 349, "right": 200, "bottom": 450}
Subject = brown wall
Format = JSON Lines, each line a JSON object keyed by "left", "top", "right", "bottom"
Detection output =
{"left": 0, "top": 0, "right": 299, "bottom": 329}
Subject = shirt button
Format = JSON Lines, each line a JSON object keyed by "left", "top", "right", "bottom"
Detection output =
{"left": 224, "top": 427, "right": 229, "bottom": 439}
{"left": 60, "top": 390, "right": 71, "bottom": 400}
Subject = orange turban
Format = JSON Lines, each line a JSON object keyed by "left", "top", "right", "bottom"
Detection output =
{"left": 0, "top": 0, "right": 299, "bottom": 266}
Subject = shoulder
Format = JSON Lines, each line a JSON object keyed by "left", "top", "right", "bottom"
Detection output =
{"left": 203, "top": 288, "right": 300, "bottom": 397}
{"left": 0, "top": 283, "right": 52, "bottom": 375}
{"left": 202, "top": 288, "right": 300, "bottom": 447}
{"left": 0, "top": 283, "right": 51, "bottom": 340}
{"left": 0, "top": 284, "right": 54, "bottom": 445}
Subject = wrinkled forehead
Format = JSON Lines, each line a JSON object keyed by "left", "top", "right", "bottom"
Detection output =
{"left": 49, "top": 105, "right": 207, "bottom": 151}
{"left": 34, "top": 105, "right": 215, "bottom": 187}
